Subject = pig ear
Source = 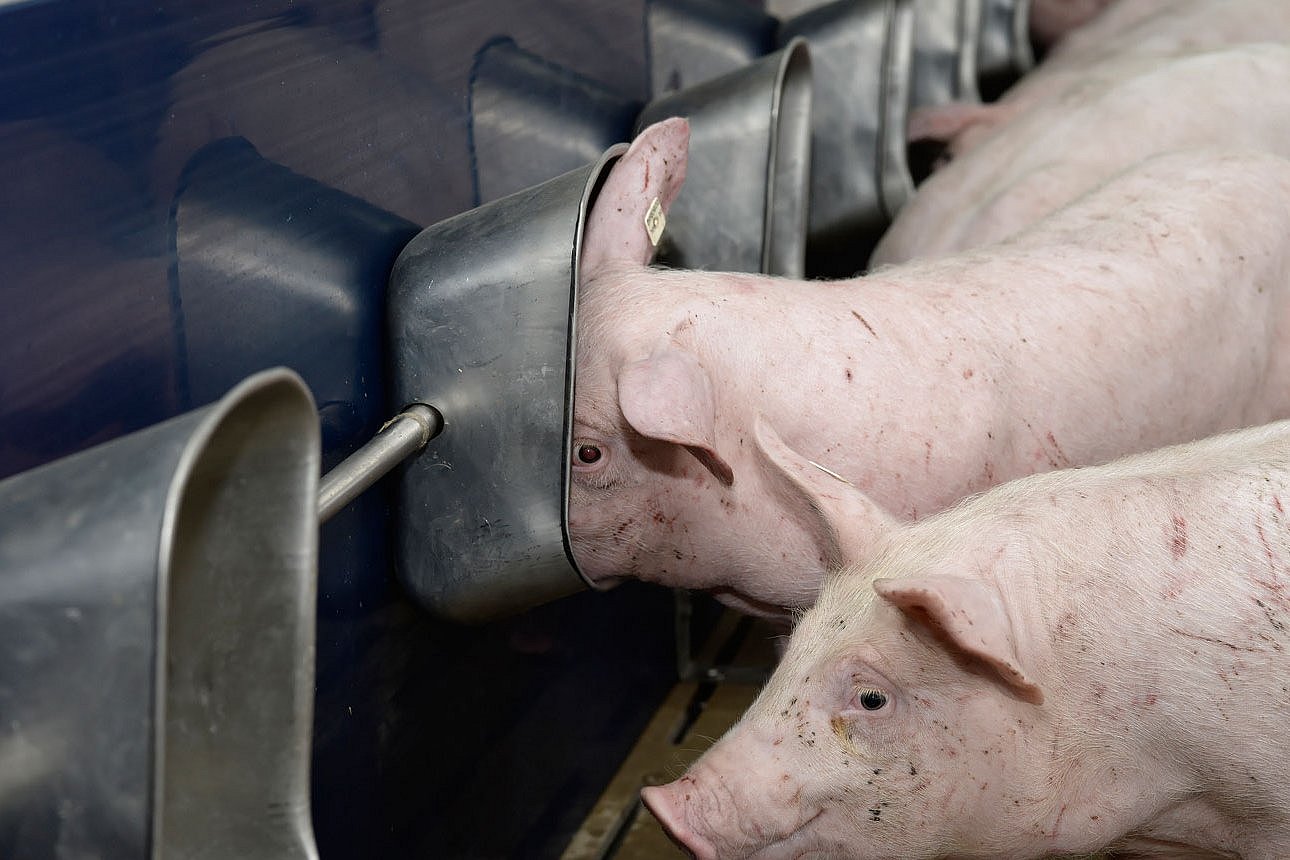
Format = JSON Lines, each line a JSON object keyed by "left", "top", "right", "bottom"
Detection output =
{"left": 873, "top": 576, "right": 1044, "bottom": 705}
{"left": 751, "top": 418, "right": 895, "bottom": 568}
{"left": 617, "top": 343, "right": 734, "bottom": 486}
{"left": 580, "top": 117, "right": 690, "bottom": 273}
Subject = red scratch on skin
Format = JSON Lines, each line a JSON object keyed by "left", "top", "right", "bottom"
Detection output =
{"left": 1252, "top": 567, "right": 1290, "bottom": 612}
{"left": 851, "top": 310, "right": 879, "bottom": 338}
{"left": 642, "top": 161, "right": 650, "bottom": 191}
{"left": 1050, "top": 804, "right": 1068, "bottom": 838}
{"left": 1276, "top": 496, "right": 1284, "bottom": 515}
{"left": 1169, "top": 627, "right": 1263, "bottom": 653}
{"left": 1045, "top": 431, "right": 1070, "bottom": 467}
{"left": 1170, "top": 515, "right": 1188, "bottom": 561}
{"left": 1256, "top": 517, "right": 1276, "bottom": 566}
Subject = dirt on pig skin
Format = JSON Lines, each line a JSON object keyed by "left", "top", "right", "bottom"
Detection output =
{"left": 644, "top": 419, "right": 1290, "bottom": 858}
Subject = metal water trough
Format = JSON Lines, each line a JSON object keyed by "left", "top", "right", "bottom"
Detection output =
{"left": 469, "top": 36, "right": 813, "bottom": 277}
{"left": 0, "top": 368, "right": 321, "bottom": 859}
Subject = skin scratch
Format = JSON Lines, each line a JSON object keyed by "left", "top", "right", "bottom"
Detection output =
{"left": 1169, "top": 627, "right": 1263, "bottom": 653}
{"left": 851, "top": 310, "right": 879, "bottom": 338}
{"left": 1170, "top": 514, "right": 1188, "bottom": 561}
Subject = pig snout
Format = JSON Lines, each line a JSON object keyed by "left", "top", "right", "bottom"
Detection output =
{"left": 641, "top": 732, "right": 823, "bottom": 860}
{"left": 641, "top": 782, "right": 719, "bottom": 860}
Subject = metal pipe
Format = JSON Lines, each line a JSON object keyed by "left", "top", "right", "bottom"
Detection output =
{"left": 318, "top": 403, "right": 442, "bottom": 523}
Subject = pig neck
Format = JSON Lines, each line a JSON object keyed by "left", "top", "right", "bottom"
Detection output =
{"left": 973, "top": 464, "right": 1290, "bottom": 854}
{"left": 629, "top": 264, "right": 1012, "bottom": 520}
{"left": 639, "top": 182, "right": 1290, "bottom": 524}
{"left": 628, "top": 264, "right": 1038, "bottom": 521}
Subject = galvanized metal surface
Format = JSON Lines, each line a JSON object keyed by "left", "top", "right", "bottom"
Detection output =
{"left": 388, "top": 152, "right": 622, "bottom": 622}
{"left": 911, "top": 0, "right": 983, "bottom": 108}
{"left": 0, "top": 368, "right": 319, "bottom": 860}
{"left": 781, "top": 0, "right": 915, "bottom": 275}
{"left": 471, "top": 34, "right": 811, "bottom": 277}
{"left": 639, "top": 38, "right": 812, "bottom": 276}
{"left": 469, "top": 38, "right": 642, "bottom": 206}
{"left": 646, "top": 0, "right": 778, "bottom": 95}
{"left": 977, "top": 0, "right": 1034, "bottom": 94}
{"left": 642, "top": 0, "right": 915, "bottom": 276}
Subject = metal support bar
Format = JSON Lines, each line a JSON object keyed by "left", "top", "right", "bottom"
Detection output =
{"left": 319, "top": 403, "right": 442, "bottom": 523}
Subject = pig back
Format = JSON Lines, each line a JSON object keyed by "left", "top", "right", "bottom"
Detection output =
{"left": 874, "top": 44, "right": 1290, "bottom": 265}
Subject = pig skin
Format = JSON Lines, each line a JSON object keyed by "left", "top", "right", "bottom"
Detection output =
{"left": 568, "top": 122, "right": 1290, "bottom": 620}
{"left": 874, "top": 44, "right": 1290, "bottom": 265}
{"left": 644, "top": 417, "right": 1290, "bottom": 859}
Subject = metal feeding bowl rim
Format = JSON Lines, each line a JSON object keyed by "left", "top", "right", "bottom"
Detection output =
{"left": 563, "top": 141, "right": 628, "bottom": 589}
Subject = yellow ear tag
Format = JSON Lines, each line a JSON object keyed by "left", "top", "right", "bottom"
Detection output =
{"left": 644, "top": 196, "right": 665, "bottom": 247}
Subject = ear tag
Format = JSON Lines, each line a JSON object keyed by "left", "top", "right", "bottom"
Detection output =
{"left": 644, "top": 196, "right": 666, "bottom": 247}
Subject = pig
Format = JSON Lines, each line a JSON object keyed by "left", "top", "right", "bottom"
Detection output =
{"left": 568, "top": 119, "right": 1290, "bottom": 620}
{"left": 873, "top": 44, "right": 1290, "bottom": 265}
{"left": 642, "top": 417, "right": 1290, "bottom": 859}
{"left": 911, "top": 0, "right": 1290, "bottom": 163}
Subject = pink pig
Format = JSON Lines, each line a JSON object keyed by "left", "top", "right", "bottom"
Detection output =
{"left": 644, "top": 417, "right": 1290, "bottom": 858}
{"left": 874, "top": 44, "right": 1290, "bottom": 265}
{"left": 568, "top": 119, "right": 1290, "bottom": 619}
{"left": 909, "top": 0, "right": 1290, "bottom": 165}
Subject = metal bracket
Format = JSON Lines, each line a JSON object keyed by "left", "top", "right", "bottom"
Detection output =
{"left": 318, "top": 403, "right": 442, "bottom": 523}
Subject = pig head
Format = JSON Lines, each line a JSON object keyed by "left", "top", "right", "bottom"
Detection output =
{"left": 570, "top": 118, "right": 895, "bottom": 620}
{"left": 642, "top": 546, "right": 1061, "bottom": 859}
{"left": 644, "top": 419, "right": 1290, "bottom": 858}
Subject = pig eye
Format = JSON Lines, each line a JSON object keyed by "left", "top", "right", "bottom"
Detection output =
{"left": 857, "top": 689, "right": 888, "bottom": 711}
{"left": 574, "top": 442, "right": 604, "bottom": 466}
